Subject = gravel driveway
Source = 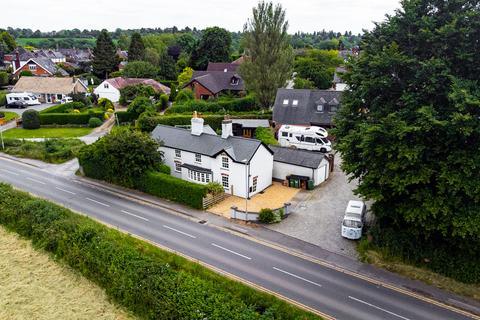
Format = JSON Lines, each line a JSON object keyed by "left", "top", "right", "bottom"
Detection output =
{"left": 267, "top": 153, "right": 367, "bottom": 259}
{"left": 0, "top": 103, "right": 55, "bottom": 115}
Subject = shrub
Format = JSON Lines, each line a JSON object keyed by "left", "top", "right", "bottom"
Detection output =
{"left": 135, "top": 171, "right": 207, "bottom": 209}
{"left": 119, "top": 84, "right": 156, "bottom": 105}
{"left": 22, "top": 110, "right": 40, "bottom": 129}
{"left": 0, "top": 71, "right": 8, "bottom": 86}
{"left": 254, "top": 127, "right": 277, "bottom": 145}
{"left": 0, "top": 184, "right": 317, "bottom": 320}
{"left": 169, "top": 83, "right": 177, "bottom": 102}
{"left": 167, "top": 95, "right": 258, "bottom": 114}
{"left": 19, "top": 70, "right": 33, "bottom": 77}
{"left": 159, "top": 94, "right": 169, "bottom": 110}
{"left": 175, "top": 88, "right": 194, "bottom": 103}
{"left": 88, "top": 117, "right": 103, "bottom": 128}
{"left": 127, "top": 96, "right": 155, "bottom": 116}
{"left": 0, "top": 91, "right": 6, "bottom": 106}
{"left": 39, "top": 112, "right": 104, "bottom": 125}
{"left": 206, "top": 182, "right": 224, "bottom": 195}
{"left": 71, "top": 93, "right": 90, "bottom": 105}
{"left": 258, "top": 208, "right": 276, "bottom": 223}
{"left": 97, "top": 98, "right": 114, "bottom": 111}
{"left": 40, "top": 102, "right": 85, "bottom": 114}
{"left": 3, "top": 139, "right": 85, "bottom": 163}
{"left": 115, "top": 111, "right": 138, "bottom": 123}
{"left": 158, "top": 164, "right": 171, "bottom": 175}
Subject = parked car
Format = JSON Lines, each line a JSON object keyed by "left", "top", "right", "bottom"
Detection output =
{"left": 278, "top": 125, "right": 332, "bottom": 153}
{"left": 6, "top": 100, "right": 27, "bottom": 109}
{"left": 60, "top": 97, "right": 73, "bottom": 104}
{"left": 341, "top": 200, "right": 366, "bottom": 240}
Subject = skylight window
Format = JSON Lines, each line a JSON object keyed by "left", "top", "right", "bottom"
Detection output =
{"left": 292, "top": 99, "right": 298, "bottom": 106}
{"left": 283, "top": 99, "right": 289, "bottom": 105}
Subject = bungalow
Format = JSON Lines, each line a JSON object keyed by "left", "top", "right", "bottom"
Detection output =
{"left": 12, "top": 57, "right": 68, "bottom": 78}
{"left": 151, "top": 114, "right": 274, "bottom": 199}
{"left": 270, "top": 146, "right": 331, "bottom": 189}
{"left": 184, "top": 62, "right": 245, "bottom": 100}
{"left": 94, "top": 77, "right": 170, "bottom": 103}
{"left": 12, "top": 76, "right": 87, "bottom": 103}
{"left": 272, "top": 88, "right": 342, "bottom": 128}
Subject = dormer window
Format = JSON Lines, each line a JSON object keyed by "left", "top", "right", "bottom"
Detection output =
{"left": 282, "top": 99, "right": 289, "bottom": 105}
{"left": 317, "top": 105, "right": 324, "bottom": 111}
{"left": 330, "top": 105, "right": 338, "bottom": 112}
{"left": 292, "top": 99, "right": 298, "bottom": 106}
{"left": 230, "top": 77, "right": 239, "bottom": 85}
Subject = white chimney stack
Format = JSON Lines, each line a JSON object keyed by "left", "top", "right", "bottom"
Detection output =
{"left": 191, "top": 111, "right": 204, "bottom": 136}
{"left": 221, "top": 117, "right": 233, "bottom": 139}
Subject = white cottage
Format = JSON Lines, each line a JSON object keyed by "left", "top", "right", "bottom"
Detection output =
{"left": 151, "top": 115, "right": 274, "bottom": 199}
{"left": 94, "top": 77, "right": 170, "bottom": 103}
{"left": 270, "top": 145, "right": 330, "bottom": 187}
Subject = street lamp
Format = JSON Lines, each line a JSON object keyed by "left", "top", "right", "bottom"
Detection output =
{"left": 242, "top": 158, "right": 249, "bottom": 220}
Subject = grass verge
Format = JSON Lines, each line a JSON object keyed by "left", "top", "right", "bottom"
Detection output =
{"left": 1, "top": 111, "right": 19, "bottom": 122}
{"left": 2, "top": 139, "right": 85, "bottom": 164}
{"left": 0, "top": 225, "right": 135, "bottom": 320}
{"left": 0, "top": 183, "right": 320, "bottom": 320}
{"left": 2, "top": 127, "right": 93, "bottom": 139}
{"left": 357, "top": 239, "right": 480, "bottom": 302}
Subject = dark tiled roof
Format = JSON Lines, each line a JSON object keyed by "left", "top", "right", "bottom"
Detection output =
{"left": 151, "top": 125, "right": 271, "bottom": 163}
{"left": 207, "top": 62, "right": 239, "bottom": 72}
{"left": 270, "top": 145, "right": 326, "bottom": 169}
{"left": 180, "top": 163, "right": 213, "bottom": 173}
{"left": 187, "top": 71, "right": 244, "bottom": 94}
{"left": 272, "top": 88, "right": 342, "bottom": 127}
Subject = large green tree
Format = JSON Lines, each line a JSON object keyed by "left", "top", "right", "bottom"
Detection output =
{"left": 294, "top": 49, "right": 342, "bottom": 89}
{"left": 334, "top": 0, "right": 480, "bottom": 278}
{"left": 0, "top": 31, "right": 16, "bottom": 51}
{"left": 239, "top": 2, "right": 294, "bottom": 108}
{"left": 190, "top": 27, "right": 231, "bottom": 70}
{"left": 123, "top": 61, "right": 158, "bottom": 78}
{"left": 92, "top": 30, "right": 118, "bottom": 79}
{"left": 128, "top": 32, "right": 146, "bottom": 61}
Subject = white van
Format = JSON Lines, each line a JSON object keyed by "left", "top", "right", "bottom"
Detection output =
{"left": 6, "top": 92, "right": 41, "bottom": 106}
{"left": 341, "top": 200, "right": 366, "bottom": 240}
{"left": 278, "top": 125, "right": 332, "bottom": 152}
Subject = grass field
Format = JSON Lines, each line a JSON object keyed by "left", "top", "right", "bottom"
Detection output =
{"left": 2, "top": 127, "right": 93, "bottom": 139}
{"left": 0, "top": 225, "right": 135, "bottom": 320}
{"left": 1, "top": 112, "right": 19, "bottom": 122}
{"left": 16, "top": 37, "right": 96, "bottom": 46}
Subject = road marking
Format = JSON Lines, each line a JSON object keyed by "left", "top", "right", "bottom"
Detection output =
{"left": 55, "top": 186, "right": 76, "bottom": 195}
{"left": 0, "top": 169, "right": 19, "bottom": 176}
{"left": 26, "top": 177, "right": 46, "bottom": 185}
{"left": 86, "top": 197, "right": 110, "bottom": 207}
{"left": 273, "top": 267, "right": 322, "bottom": 288}
{"left": 348, "top": 296, "right": 411, "bottom": 320}
{"left": 163, "top": 225, "right": 196, "bottom": 238}
{"left": 121, "top": 210, "right": 149, "bottom": 221}
{"left": 211, "top": 243, "right": 252, "bottom": 260}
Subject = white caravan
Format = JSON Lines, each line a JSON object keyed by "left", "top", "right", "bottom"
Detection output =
{"left": 6, "top": 92, "right": 41, "bottom": 106}
{"left": 341, "top": 200, "right": 367, "bottom": 240}
{"left": 278, "top": 125, "right": 332, "bottom": 152}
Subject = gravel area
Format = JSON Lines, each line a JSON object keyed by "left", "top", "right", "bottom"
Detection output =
{"left": 267, "top": 153, "right": 366, "bottom": 259}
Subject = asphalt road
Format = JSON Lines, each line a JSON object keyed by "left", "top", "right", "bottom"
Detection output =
{"left": 0, "top": 157, "right": 476, "bottom": 320}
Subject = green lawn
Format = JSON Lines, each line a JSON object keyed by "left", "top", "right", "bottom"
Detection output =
{"left": 2, "top": 112, "right": 19, "bottom": 122}
{"left": 2, "top": 127, "right": 93, "bottom": 139}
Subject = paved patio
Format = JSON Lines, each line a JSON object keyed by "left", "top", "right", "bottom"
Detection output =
{"left": 208, "top": 182, "right": 300, "bottom": 218}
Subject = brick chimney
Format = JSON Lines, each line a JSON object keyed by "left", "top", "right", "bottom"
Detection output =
{"left": 14, "top": 50, "right": 20, "bottom": 71}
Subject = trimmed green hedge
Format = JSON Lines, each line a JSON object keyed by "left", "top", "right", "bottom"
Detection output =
{"left": 135, "top": 171, "right": 207, "bottom": 209}
{"left": 0, "top": 91, "right": 6, "bottom": 106}
{"left": 39, "top": 111, "right": 104, "bottom": 125}
{"left": 40, "top": 102, "right": 85, "bottom": 114}
{"left": 0, "top": 183, "right": 318, "bottom": 320}
{"left": 137, "top": 113, "right": 273, "bottom": 132}
{"left": 166, "top": 95, "right": 258, "bottom": 114}
{"left": 115, "top": 111, "right": 138, "bottom": 123}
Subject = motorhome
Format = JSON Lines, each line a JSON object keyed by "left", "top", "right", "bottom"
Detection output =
{"left": 341, "top": 200, "right": 366, "bottom": 240}
{"left": 278, "top": 125, "right": 332, "bottom": 152}
{"left": 6, "top": 92, "right": 41, "bottom": 106}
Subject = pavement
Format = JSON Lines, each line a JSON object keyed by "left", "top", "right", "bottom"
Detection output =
{"left": 0, "top": 154, "right": 479, "bottom": 320}
{"left": 0, "top": 103, "right": 54, "bottom": 115}
{"left": 267, "top": 153, "right": 362, "bottom": 259}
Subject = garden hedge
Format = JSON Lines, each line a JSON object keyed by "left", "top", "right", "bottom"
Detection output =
{"left": 40, "top": 102, "right": 85, "bottom": 114}
{"left": 0, "top": 183, "right": 318, "bottom": 320}
{"left": 166, "top": 95, "right": 258, "bottom": 114}
{"left": 0, "top": 91, "right": 6, "bottom": 106}
{"left": 115, "top": 111, "right": 138, "bottom": 123}
{"left": 39, "top": 111, "right": 104, "bottom": 125}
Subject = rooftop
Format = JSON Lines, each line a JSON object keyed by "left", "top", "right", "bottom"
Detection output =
{"left": 269, "top": 145, "right": 327, "bottom": 169}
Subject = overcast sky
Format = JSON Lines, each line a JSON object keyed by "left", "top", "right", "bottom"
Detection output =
{"left": 2, "top": 0, "right": 401, "bottom": 34}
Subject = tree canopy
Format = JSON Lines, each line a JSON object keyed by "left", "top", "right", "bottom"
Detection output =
{"left": 190, "top": 27, "right": 231, "bottom": 70}
{"left": 239, "top": 1, "right": 294, "bottom": 108}
{"left": 334, "top": 0, "right": 480, "bottom": 247}
{"left": 128, "top": 32, "right": 146, "bottom": 61}
{"left": 92, "top": 30, "right": 118, "bottom": 79}
{"left": 123, "top": 61, "right": 158, "bottom": 78}
{"left": 294, "top": 49, "right": 342, "bottom": 89}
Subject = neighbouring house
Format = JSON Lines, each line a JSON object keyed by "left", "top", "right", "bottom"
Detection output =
{"left": 58, "top": 48, "right": 93, "bottom": 64}
{"left": 272, "top": 88, "right": 342, "bottom": 128}
{"left": 117, "top": 49, "right": 128, "bottom": 61}
{"left": 332, "top": 66, "right": 348, "bottom": 91}
{"left": 231, "top": 119, "right": 270, "bottom": 139}
{"left": 94, "top": 77, "right": 170, "bottom": 103}
{"left": 270, "top": 146, "right": 331, "bottom": 189}
{"left": 12, "top": 76, "right": 87, "bottom": 103}
{"left": 184, "top": 62, "right": 245, "bottom": 100}
{"left": 12, "top": 57, "right": 68, "bottom": 78}
{"left": 151, "top": 114, "right": 274, "bottom": 199}
{"left": 33, "top": 49, "right": 66, "bottom": 63}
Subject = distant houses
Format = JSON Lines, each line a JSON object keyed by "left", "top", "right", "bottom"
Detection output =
{"left": 12, "top": 77, "right": 87, "bottom": 103}
{"left": 94, "top": 77, "right": 170, "bottom": 102}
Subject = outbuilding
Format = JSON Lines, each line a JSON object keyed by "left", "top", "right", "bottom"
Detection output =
{"left": 270, "top": 146, "right": 330, "bottom": 188}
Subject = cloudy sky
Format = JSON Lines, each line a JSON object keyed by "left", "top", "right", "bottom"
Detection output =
{"left": 2, "top": 0, "right": 401, "bottom": 33}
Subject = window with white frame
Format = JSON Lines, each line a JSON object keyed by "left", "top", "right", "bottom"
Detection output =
{"left": 221, "top": 156, "right": 229, "bottom": 169}
{"left": 317, "top": 104, "right": 324, "bottom": 111}
{"left": 222, "top": 175, "right": 229, "bottom": 188}
{"left": 282, "top": 99, "right": 289, "bottom": 105}
{"left": 104, "top": 83, "right": 109, "bottom": 89}
{"left": 29, "top": 64, "right": 37, "bottom": 71}
{"left": 174, "top": 161, "right": 181, "bottom": 172}
{"left": 188, "top": 170, "right": 211, "bottom": 183}
{"left": 252, "top": 176, "right": 258, "bottom": 192}
{"left": 195, "top": 153, "right": 201, "bottom": 163}
{"left": 330, "top": 105, "right": 338, "bottom": 112}
{"left": 292, "top": 99, "right": 298, "bottom": 106}
{"left": 175, "top": 149, "right": 181, "bottom": 158}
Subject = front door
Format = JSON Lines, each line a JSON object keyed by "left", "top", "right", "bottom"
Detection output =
{"left": 243, "top": 128, "right": 252, "bottom": 138}
{"left": 46, "top": 94, "right": 52, "bottom": 103}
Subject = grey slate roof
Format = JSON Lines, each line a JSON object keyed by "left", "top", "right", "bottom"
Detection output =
{"left": 26, "top": 58, "right": 68, "bottom": 76}
{"left": 272, "top": 88, "right": 342, "bottom": 127}
{"left": 152, "top": 125, "right": 272, "bottom": 163}
{"left": 186, "top": 71, "right": 244, "bottom": 94}
{"left": 232, "top": 119, "right": 270, "bottom": 128}
{"left": 270, "top": 146, "right": 326, "bottom": 169}
{"left": 207, "top": 62, "right": 239, "bottom": 72}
